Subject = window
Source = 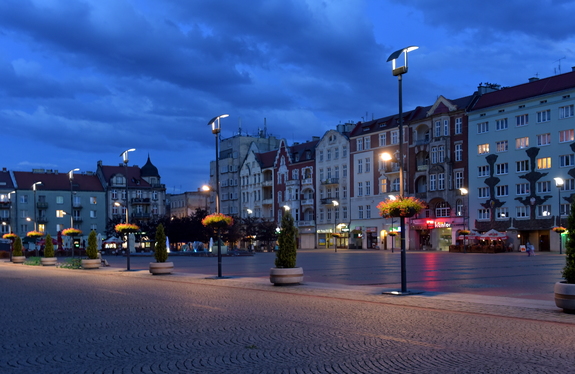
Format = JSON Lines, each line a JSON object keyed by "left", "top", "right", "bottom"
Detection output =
{"left": 455, "top": 143, "right": 463, "bottom": 161}
{"left": 326, "top": 149, "right": 331, "bottom": 161}
{"left": 496, "top": 185, "right": 509, "bottom": 197}
{"left": 342, "top": 164, "right": 347, "bottom": 177}
{"left": 56, "top": 196, "right": 64, "bottom": 204}
{"left": 380, "top": 179, "right": 388, "bottom": 193}
{"left": 364, "top": 136, "right": 370, "bottom": 149}
{"left": 56, "top": 210, "right": 66, "bottom": 218}
{"left": 496, "top": 118, "right": 508, "bottom": 130}
{"left": 443, "top": 119, "right": 449, "bottom": 136}
{"left": 537, "top": 109, "right": 551, "bottom": 123}
{"left": 559, "top": 105, "right": 574, "bottom": 119}
{"left": 537, "top": 181, "right": 551, "bottom": 193}
{"left": 327, "top": 167, "right": 332, "bottom": 179}
{"left": 455, "top": 118, "right": 462, "bottom": 134}
{"left": 356, "top": 139, "right": 363, "bottom": 151}
{"left": 496, "top": 140, "right": 508, "bottom": 152}
{"left": 365, "top": 181, "right": 371, "bottom": 196}
{"left": 431, "top": 147, "right": 438, "bottom": 164}
{"left": 560, "top": 129, "right": 574, "bottom": 143}
{"left": 358, "top": 206, "right": 364, "bottom": 219}
{"left": 478, "top": 144, "right": 489, "bottom": 154}
{"left": 560, "top": 154, "right": 575, "bottom": 167}
{"left": 342, "top": 186, "right": 347, "bottom": 198}
{"left": 334, "top": 147, "right": 339, "bottom": 159}
{"left": 391, "top": 131, "right": 398, "bottom": 144}
{"left": 365, "top": 158, "right": 371, "bottom": 172}
{"left": 292, "top": 169, "right": 299, "bottom": 180}
{"left": 516, "top": 160, "right": 530, "bottom": 173}
{"left": 496, "top": 163, "right": 508, "bottom": 175}
{"left": 454, "top": 171, "right": 464, "bottom": 189}
{"left": 516, "top": 114, "right": 528, "bottom": 127}
{"left": 379, "top": 133, "right": 387, "bottom": 146}
{"left": 478, "top": 209, "right": 490, "bottom": 220}
{"left": 391, "top": 178, "right": 400, "bottom": 192}
{"left": 516, "top": 206, "right": 528, "bottom": 218}
{"left": 342, "top": 146, "right": 347, "bottom": 157}
{"left": 429, "top": 174, "right": 436, "bottom": 191}
{"left": 437, "top": 146, "right": 445, "bottom": 163}
{"left": 366, "top": 205, "right": 371, "bottom": 219}
{"left": 342, "top": 206, "right": 348, "bottom": 219}
{"left": 20, "top": 195, "right": 28, "bottom": 204}
{"left": 435, "top": 121, "right": 441, "bottom": 137}
{"left": 478, "top": 165, "right": 490, "bottom": 177}
{"left": 478, "top": 187, "right": 489, "bottom": 198}
{"left": 537, "top": 205, "right": 552, "bottom": 218}
{"left": 456, "top": 199, "right": 463, "bottom": 216}
{"left": 516, "top": 137, "right": 529, "bottom": 149}
{"left": 561, "top": 178, "right": 575, "bottom": 191}
{"left": 537, "top": 133, "right": 551, "bottom": 146}
{"left": 90, "top": 210, "right": 97, "bottom": 218}
{"left": 477, "top": 122, "right": 489, "bottom": 134}
{"left": 561, "top": 203, "right": 571, "bottom": 216}
{"left": 435, "top": 202, "right": 450, "bottom": 217}
{"left": 357, "top": 159, "right": 363, "bottom": 173}
{"left": 357, "top": 182, "right": 363, "bottom": 196}
{"left": 537, "top": 157, "right": 551, "bottom": 169}
{"left": 496, "top": 207, "right": 509, "bottom": 219}
{"left": 319, "top": 168, "right": 324, "bottom": 180}
{"left": 516, "top": 183, "right": 530, "bottom": 195}
{"left": 438, "top": 173, "right": 445, "bottom": 190}
{"left": 319, "top": 151, "right": 324, "bottom": 162}
{"left": 334, "top": 166, "right": 340, "bottom": 178}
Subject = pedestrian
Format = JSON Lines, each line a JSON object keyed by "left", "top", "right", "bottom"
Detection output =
{"left": 526, "top": 241, "right": 535, "bottom": 256}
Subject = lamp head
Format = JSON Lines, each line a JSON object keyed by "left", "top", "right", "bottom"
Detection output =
{"left": 387, "top": 46, "right": 419, "bottom": 76}
{"left": 459, "top": 188, "right": 468, "bottom": 195}
{"left": 208, "top": 114, "right": 229, "bottom": 134}
{"left": 555, "top": 177, "right": 564, "bottom": 187}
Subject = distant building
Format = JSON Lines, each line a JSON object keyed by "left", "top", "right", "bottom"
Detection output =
{"left": 167, "top": 189, "right": 210, "bottom": 218}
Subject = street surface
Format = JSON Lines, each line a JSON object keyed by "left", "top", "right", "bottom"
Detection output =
{"left": 1, "top": 251, "right": 573, "bottom": 373}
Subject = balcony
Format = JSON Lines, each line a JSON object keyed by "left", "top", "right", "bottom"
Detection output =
{"left": 0, "top": 201, "right": 11, "bottom": 207}
{"left": 320, "top": 198, "right": 337, "bottom": 205}
{"left": 321, "top": 178, "right": 339, "bottom": 185}
{"left": 286, "top": 179, "right": 300, "bottom": 186}
{"left": 0, "top": 217, "right": 10, "bottom": 223}
{"left": 73, "top": 203, "right": 83, "bottom": 209}
{"left": 262, "top": 180, "right": 273, "bottom": 187}
{"left": 132, "top": 212, "right": 151, "bottom": 219}
{"left": 72, "top": 217, "right": 83, "bottom": 222}
{"left": 131, "top": 198, "right": 151, "bottom": 204}
{"left": 262, "top": 199, "right": 273, "bottom": 205}
{"left": 297, "top": 220, "right": 315, "bottom": 227}
{"left": 301, "top": 199, "right": 314, "bottom": 206}
{"left": 37, "top": 201, "right": 49, "bottom": 209}
{"left": 302, "top": 178, "right": 313, "bottom": 185}
{"left": 417, "top": 164, "right": 428, "bottom": 172}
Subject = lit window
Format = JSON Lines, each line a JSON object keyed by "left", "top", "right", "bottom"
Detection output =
{"left": 516, "top": 137, "right": 529, "bottom": 149}
{"left": 477, "top": 144, "right": 489, "bottom": 154}
{"left": 537, "top": 133, "right": 551, "bottom": 146}
{"left": 537, "top": 157, "right": 551, "bottom": 169}
{"left": 496, "top": 141, "right": 508, "bottom": 152}
{"left": 559, "top": 129, "right": 574, "bottom": 143}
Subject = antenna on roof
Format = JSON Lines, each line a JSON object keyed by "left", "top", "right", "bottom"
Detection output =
{"left": 553, "top": 56, "right": 566, "bottom": 75}
{"left": 238, "top": 117, "right": 242, "bottom": 136}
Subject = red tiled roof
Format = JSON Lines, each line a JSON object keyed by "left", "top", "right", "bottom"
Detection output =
{"left": 13, "top": 171, "right": 104, "bottom": 191}
{"left": 256, "top": 149, "right": 277, "bottom": 168}
{"left": 99, "top": 165, "right": 152, "bottom": 188}
{"left": 0, "top": 170, "right": 15, "bottom": 189}
{"left": 472, "top": 71, "right": 575, "bottom": 110}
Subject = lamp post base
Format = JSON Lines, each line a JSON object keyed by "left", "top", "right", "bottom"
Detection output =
{"left": 382, "top": 290, "right": 424, "bottom": 296}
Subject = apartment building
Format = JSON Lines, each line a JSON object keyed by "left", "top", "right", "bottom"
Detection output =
{"left": 167, "top": 189, "right": 210, "bottom": 218}
{"left": 468, "top": 70, "right": 575, "bottom": 252}
{"left": 239, "top": 143, "right": 276, "bottom": 220}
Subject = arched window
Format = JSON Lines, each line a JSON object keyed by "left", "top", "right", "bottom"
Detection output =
{"left": 435, "top": 201, "right": 451, "bottom": 217}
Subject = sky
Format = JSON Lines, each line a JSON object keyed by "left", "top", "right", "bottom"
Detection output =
{"left": 1, "top": 0, "right": 575, "bottom": 193}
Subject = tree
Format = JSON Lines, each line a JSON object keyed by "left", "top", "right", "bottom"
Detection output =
{"left": 86, "top": 230, "right": 99, "bottom": 259}
{"left": 44, "top": 234, "right": 54, "bottom": 258}
{"left": 13, "top": 236, "right": 23, "bottom": 256}
{"left": 275, "top": 211, "right": 297, "bottom": 268}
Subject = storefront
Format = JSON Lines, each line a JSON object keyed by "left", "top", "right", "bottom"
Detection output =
{"left": 411, "top": 217, "right": 464, "bottom": 251}
{"left": 365, "top": 227, "right": 378, "bottom": 249}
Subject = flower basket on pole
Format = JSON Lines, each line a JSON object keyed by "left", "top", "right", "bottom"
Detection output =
{"left": 26, "top": 231, "right": 44, "bottom": 238}
{"left": 202, "top": 213, "right": 234, "bottom": 230}
{"left": 553, "top": 226, "right": 567, "bottom": 234}
{"left": 3, "top": 233, "right": 18, "bottom": 240}
{"left": 62, "top": 228, "right": 82, "bottom": 257}
{"left": 115, "top": 223, "right": 140, "bottom": 235}
{"left": 376, "top": 196, "right": 427, "bottom": 218}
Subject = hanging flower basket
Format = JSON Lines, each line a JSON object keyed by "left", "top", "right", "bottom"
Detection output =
{"left": 62, "top": 228, "right": 82, "bottom": 237}
{"left": 377, "top": 196, "right": 427, "bottom": 218}
{"left": 115, "top": 223, "right": 140, "bottom": 234}
{"left": 459, "top": 230, "right": 471, "bottom": 235}
{"left": 26, "top": 231, "right": 44, "bottom": 238}
{"left": 388, "top": 232, "right": 397, "bottom": 237}
{"left": 202, "top": 213, "right": 234, "bottom": 229}
{"left": 3, "top": 233, "right": 18, "bottom": 240}
{"left": 553, "top": 226, "right": 567, "bottom": 234}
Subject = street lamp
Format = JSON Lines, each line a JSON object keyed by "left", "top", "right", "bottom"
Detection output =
{"left": 555, "top": 177, "right": 564, "bottom": 254}
{"left": 120, "top": 148, "right": 136, "bottom": 271}
{"left": 386, "top": 45, "right": 418, "bottom": 295}
{"left": 459, "top": 188, "right": 469, "bottom": 254}
{"left": 207, "top": 114, "right": 228, "bottom": 278}
{"left": 68, "top": 168, "right": 79, "bottom": 256}
{"left": 332, "top": 200, "right": 339, "bottom": 252}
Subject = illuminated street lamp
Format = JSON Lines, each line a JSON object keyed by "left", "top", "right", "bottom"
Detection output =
{"left": 120, "top": 148, "right": 136, "bottom": 271}
{"left": 554, "top": 177, "right": 564, "bottom": 254}
{"left": 386, "top": 45, "right": 418, "bottom": 295}
{"left": 207, "top": 114, "right": 229, "bottom": 278}
{"left": 332, "top": 200, "right": 339, "bottom": 252}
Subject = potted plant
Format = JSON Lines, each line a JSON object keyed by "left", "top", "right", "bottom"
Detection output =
{"left": 81, "top": 230, "right": 100, "bottom": 269}
{"left": 555, "top": 204, "right": 575, "bottom": 313}
{"left": 149, "top": 223, "right": 173, "bottom": 275}
{"left": 376, "top": 196, "right": 427, "bottom": 218}
{"left": 11, "top": 236, "right": 25, "bottom": 264}
{"left": 62, "top": 228, "right": 82, "bottom": 256}
{"left": 41, "top": 233, "right": 57, "bottom": 266}
{"left": 270, "top": 210, "right": 303, "bottom": 285}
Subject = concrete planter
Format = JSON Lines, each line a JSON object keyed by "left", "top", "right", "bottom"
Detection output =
{"left": 12, "top": 256, "right": 26, "bottom": 264}
{"left": 41, "top": 257, "right": 57, "bottom": 266}
{"left": 149, "top": 262, "right": 173, "bottom": 275}
{"left": 270, "top": 267, "right": 304, "bottom": 285}
{"left": 555, "top": 281, "right": 575, "bottom": 313}
{"left": 81, "top": 259, "right": 101, "bottom": 270}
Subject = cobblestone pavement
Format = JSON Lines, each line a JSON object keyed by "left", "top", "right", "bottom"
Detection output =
{"left": 1, "top": 261, "right": 574, "bottom": 373}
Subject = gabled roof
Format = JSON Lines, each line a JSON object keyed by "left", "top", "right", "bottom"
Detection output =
{"left": 255, "top": 149, "right": 277, "bottom": 169}
{"left": 0, "top": 169, "right": 15, "bottom": 190}
{"left": 99, "top": 165, "right": 152, "bottom": 188}
{"left": 472, "top": 71, "right": 575, "bottom": 111}
{"left": 13, "top": 171, "right": 104, "bottom": 192}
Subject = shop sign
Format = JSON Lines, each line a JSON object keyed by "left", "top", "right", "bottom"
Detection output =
{"left": 366, "top": 227, "right": 377, "bottom": 233}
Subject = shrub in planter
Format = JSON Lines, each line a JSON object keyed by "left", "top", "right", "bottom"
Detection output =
{"left": 275, "top": 211, "right": 297, "bottom": 268}
{"left": 13, "top": 237, "right": 23, "bottom": 256}
{"left": 154, "top": 224, "right": 168, "bottom": 263}
{"left": 86, "top": 230, "right": 99, "bottom": 260}
{"left": 44, "top": 234, "right": 55, "bottom": 258}
{"left": 555, "top": 200, "right": 575, "bottom": 312}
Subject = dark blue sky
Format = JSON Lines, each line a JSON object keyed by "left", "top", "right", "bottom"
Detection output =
{"left": 1, "top": 0, "right": 574, "bottom": 193}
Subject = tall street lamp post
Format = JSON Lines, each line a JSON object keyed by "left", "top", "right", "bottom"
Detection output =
{"left": 32, "top": 181, "right": 42, "bottom": 256}
{"left": 208, "top": 114, "right": 229, "bottom": 278}
{"left": 121, "top": 148, "right": 136, "bottom": 270}
{"left": 555, "top": 177, "right": 564, "bottom": 254}
{"left": 68, "top": 168, "right": 79, "bottom": 256}
{"left": 332, "top": 200, "right": 339, "bottom": 252}
{"left": 387, "top": 45, "right": 418, "bottom": 295}
{"left": 459, "top": 188, "right": 469, "bottom": 254}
